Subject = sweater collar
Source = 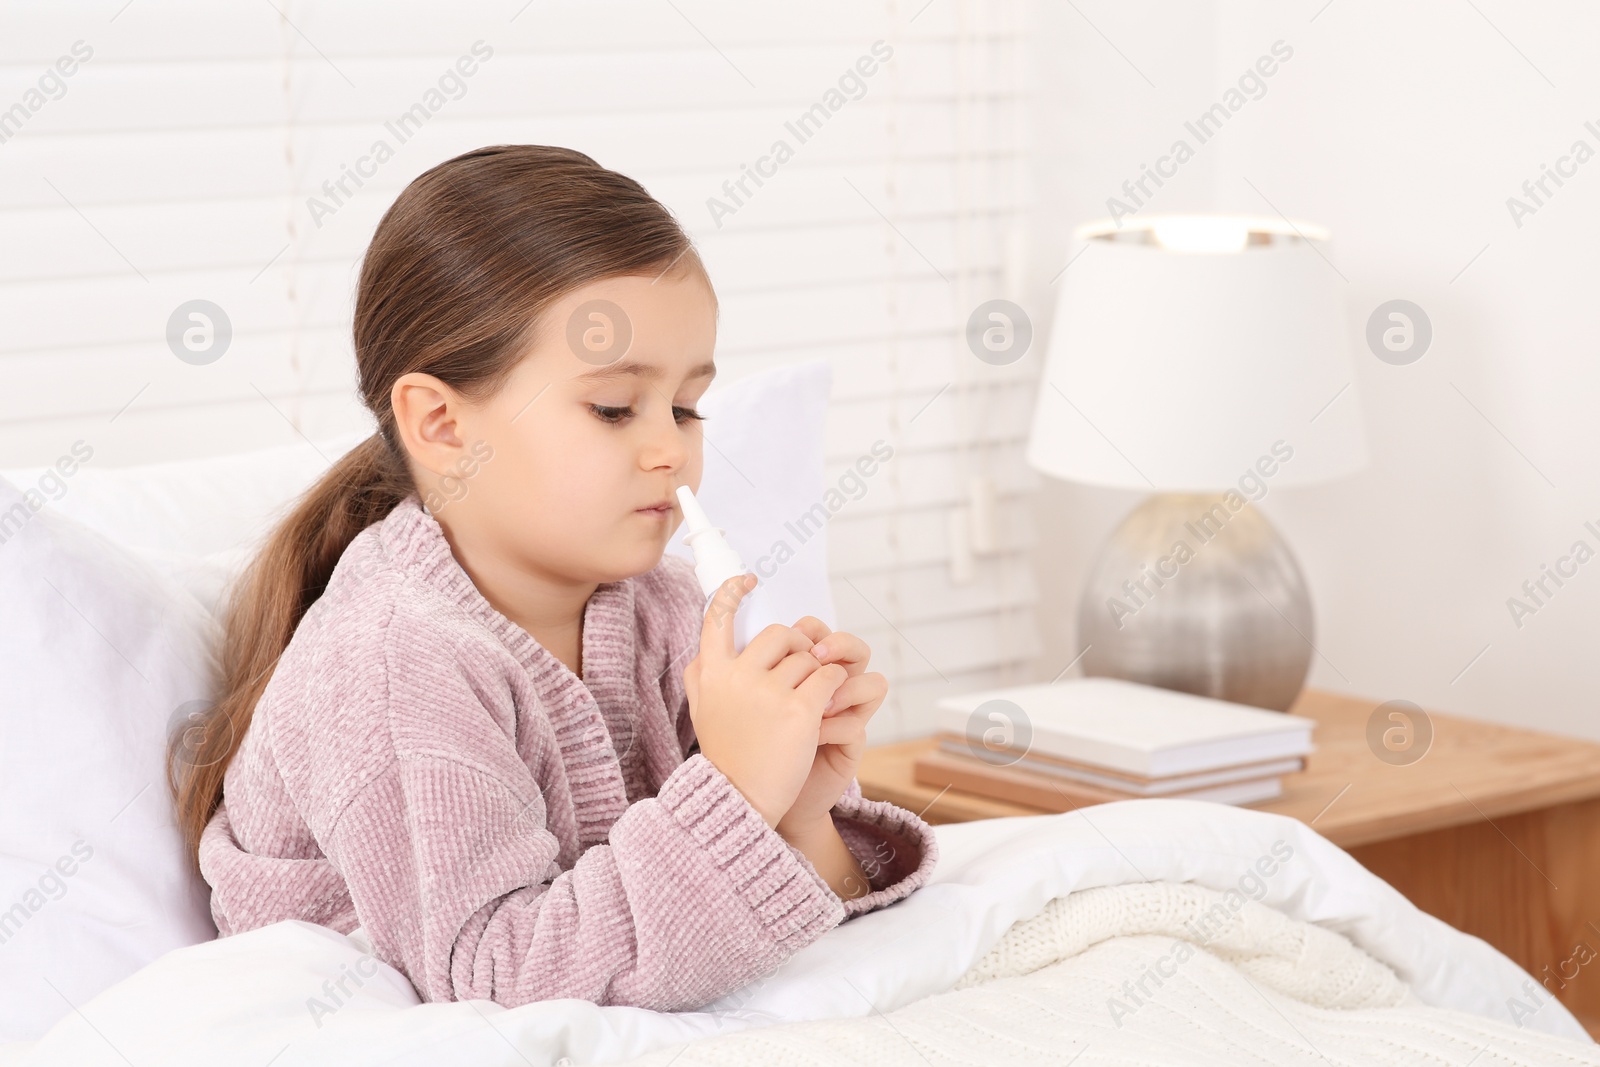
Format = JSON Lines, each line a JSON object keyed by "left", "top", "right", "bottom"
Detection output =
{"left": 374, "top": 492, "right": 637, "bottom": 845}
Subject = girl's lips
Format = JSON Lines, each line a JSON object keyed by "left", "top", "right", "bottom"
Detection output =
{"left": 637, "top": 504, "right": 671, "bottom": 517}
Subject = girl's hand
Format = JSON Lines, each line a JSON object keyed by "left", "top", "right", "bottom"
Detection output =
{"left": 774, "top": 619, "right": 887, "bottom": 840}
{"left": 683, "top": 575, "right": 847, "bottom": 829}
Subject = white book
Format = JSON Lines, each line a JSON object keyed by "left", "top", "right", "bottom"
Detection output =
{"left": 1153, "top": 777, "right": 1284, "bottom": 805}
{"left": 934, "top": 737, "right": 1304, "bottom": 796}
{"left": 934, "top": 677, "right": 1315, "bottom": 779}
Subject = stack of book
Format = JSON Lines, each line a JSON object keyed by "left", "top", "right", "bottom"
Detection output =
{"left": 913, "top": 677, "right": 1315, "bottom": 810}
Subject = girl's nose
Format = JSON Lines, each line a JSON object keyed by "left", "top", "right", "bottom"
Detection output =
{"left": 642, "top": 407, "right": 689, "bottom": 472}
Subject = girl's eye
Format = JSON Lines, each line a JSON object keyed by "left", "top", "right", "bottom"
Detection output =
{"left": 589, "top": 404, "right": 706, "bottom": 425}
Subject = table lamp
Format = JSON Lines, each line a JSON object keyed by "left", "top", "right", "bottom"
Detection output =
{"left": 1026, "top": 214, "right": 1368, "bottom": 711}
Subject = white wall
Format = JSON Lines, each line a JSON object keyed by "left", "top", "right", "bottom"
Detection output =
{"left": 15, "top": 0, "right": 1595, "bottom": 741}
{"left": 0, "top": 1, "right": 1038, "bottom": 743}
{"left": 1025, "top": 0, "right": 1600, "bottom": 740}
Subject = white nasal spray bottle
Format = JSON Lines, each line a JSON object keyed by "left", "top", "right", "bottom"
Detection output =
{"left": 675, "top": 485, "right": 771, "bottom": 653}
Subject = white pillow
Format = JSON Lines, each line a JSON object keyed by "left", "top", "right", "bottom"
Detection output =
{"left": 0, "top": 357, "right": 835, "bottom": 1043}
{"left": 0, "top": 478, "right": 220, "bottom": 1044}
{"left": 662, "top": 358, "right": 837, "bottom": 630}
{"left": 0, "top": 429, "right": 372, "bottom": 619}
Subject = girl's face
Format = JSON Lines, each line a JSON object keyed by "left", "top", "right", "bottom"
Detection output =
{"left": 398, "top": 269, "right": 717, "bottom": 588}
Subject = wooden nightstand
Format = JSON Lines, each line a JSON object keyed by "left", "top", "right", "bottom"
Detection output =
{"left": 859, "top": 687, "right": 1600, "bottom": 1037}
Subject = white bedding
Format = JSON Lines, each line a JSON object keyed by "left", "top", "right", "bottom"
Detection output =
{"left": 6, "top": 799, "right": 1589, "bottom": 1066}
{"left": 609, "top": 882, "right": 1597, "bottom": 1065}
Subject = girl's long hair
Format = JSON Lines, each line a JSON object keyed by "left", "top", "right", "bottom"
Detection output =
{"left": 168, "top": 145, "right": 707, "bottom": 870}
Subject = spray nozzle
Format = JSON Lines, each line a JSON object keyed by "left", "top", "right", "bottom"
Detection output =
{"left": 675, "top": 485, "right": 750, "bottom": 600}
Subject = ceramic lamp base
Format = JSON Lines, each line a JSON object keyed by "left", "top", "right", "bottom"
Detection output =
{"left": 1075, "top": 492, "right": 1314, "bottom": 712}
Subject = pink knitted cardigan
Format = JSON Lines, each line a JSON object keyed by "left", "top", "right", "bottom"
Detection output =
{"left": 198, "top": 492, "right": 938, "bottom": 1012}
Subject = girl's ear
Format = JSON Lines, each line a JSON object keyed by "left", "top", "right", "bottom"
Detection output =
{"left": 392, "top": 371, "right": 470, "bottom": 477}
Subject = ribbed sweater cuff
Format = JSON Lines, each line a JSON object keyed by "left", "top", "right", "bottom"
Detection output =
{"left": 658, "top": 754, "right": 844, "bottom": 943}
{"left": 830, "top": 793, "right": 940, "bottom": 920}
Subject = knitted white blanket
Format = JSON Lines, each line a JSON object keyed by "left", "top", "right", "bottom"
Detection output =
{"left": 614, "top": 882, "right": 1600, "bottom": 1066}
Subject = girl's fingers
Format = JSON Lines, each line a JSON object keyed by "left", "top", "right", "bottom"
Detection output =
{"left": 773, "top": 648, "right": 829, "bottom": 690}
{"left": 818, "top": 705, "right": 869, "bottom": 747}
{"left": 740, "top": 620, "right": 820, "bottom": 670}
{"left": 796, "top": 661, "right": 850, "bottom": 714}
{"left": 791, "top": 615, "right": 832, "bottom": 646}
{"left": 700, "top": 573, "right": 756, "bottom": 660}
{"left": 809, "top": 629, "right": 871, "bottom": 677}
{"left": 823, "top": 671, "right": 887, "bottom": 717}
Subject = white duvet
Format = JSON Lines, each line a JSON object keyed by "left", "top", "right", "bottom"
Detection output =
{"left": 611, "top": 881, "right": 1597, "bottom": 1065}
{"left": 6, "top": 800, "right": 1590, "bottom": 1066}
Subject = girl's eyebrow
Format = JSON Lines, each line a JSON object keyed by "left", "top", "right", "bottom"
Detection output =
{"left": 574, "top": 360, "right": 716, "bottom": 384}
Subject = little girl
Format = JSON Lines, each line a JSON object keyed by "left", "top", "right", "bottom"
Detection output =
{"left": 167, "top": 144, "right": 938, "bottom": 1013}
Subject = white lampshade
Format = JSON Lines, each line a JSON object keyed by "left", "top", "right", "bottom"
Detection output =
{"left": 1026, "top": 215, "right": 1368, "bottom": 491}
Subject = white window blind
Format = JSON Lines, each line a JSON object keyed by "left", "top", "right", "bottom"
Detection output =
{"left": 1, "top": 0, "right": 1039, "bottom": 740}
